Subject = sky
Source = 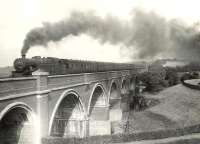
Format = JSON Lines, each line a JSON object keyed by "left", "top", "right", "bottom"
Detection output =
{"left": 0, "top": 0, "right": 200, "bottom": 66}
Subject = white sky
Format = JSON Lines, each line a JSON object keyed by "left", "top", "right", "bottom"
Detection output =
{"left": 0, "top": 0, "right": 200, "bottom": 66}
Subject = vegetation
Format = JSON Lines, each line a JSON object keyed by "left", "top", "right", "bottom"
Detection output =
{"left": 138, "top": 71, "right": 167, "bottom": 92}
{"left": 164, "top": 67, "right": 179, "bottom": 86}
{"left": 176, "top": 62, "right": 200, "bottom": 72}
{"left": 42, "top": 124, "right": 200, "bottom": 144}
{"left": 181, "top": 72, "right": 199, "bottom": 81}
{"left": 138, "top": 60, "right": 200, "bottom": 93}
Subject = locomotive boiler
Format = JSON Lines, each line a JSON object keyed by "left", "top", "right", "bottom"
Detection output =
{"left": 12, "top": 55, "right": 138, "bottom": 77}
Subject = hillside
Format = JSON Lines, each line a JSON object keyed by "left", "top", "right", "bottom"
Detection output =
{"left": 0, "top": 66, "right": 13, "bottom": 78}
{"left": 127, "top": 82, "right": 200, "bottom": 133}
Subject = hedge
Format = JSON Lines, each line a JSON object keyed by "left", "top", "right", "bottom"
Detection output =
{"left": 42, "top": 124, "right": 200, "bottom": 144}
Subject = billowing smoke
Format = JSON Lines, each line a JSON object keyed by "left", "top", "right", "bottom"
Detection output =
{"left": 21, "top": 9, "right": 200, "bottom": 61}
{"left": 21, "top": 11, "right": 129, "bottom": 55}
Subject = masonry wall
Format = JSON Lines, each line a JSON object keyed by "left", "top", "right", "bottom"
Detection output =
{"left": 0, "top": 69, "right": 138, "bottom": 141}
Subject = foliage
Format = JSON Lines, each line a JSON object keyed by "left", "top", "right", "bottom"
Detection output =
{"left": 130, "top": 96, "right": 148, "bottom": 111}
{"left": 42, "top": 124, "right": 200, "bottom": 144}
{"left": 164, "top": 67, "right": 179, "bottom": 86}
{"left": 181, "top": 72, "right": 199, "bottom": 81}
{"left": 138, "top": 71, "right": 166, "bottom": 92}
{"left": 172, "top": 61, "right": 200, "bottom": 72}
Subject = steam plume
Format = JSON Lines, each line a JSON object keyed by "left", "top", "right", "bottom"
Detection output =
{"left": 21, "top": 10, "right": 200, "bottom": 60}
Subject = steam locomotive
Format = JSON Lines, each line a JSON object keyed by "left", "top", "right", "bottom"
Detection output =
{"left": 12, "top": 55, "right": 140, "bottom": 77}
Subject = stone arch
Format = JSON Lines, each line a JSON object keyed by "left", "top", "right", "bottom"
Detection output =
{"left": 120, "top": 78, "right": 131, "bottom": 121}
{"left": 49, "top": 90, "right": 87, "bottom": 138}
{"left": 88, "top": 83, "right": 107, "bottom": 118}
{"left": 108, "top": 80, "right": 121, "bottom": 107}
{"left": 88, "top": 83, "right": 110, "bottom": 136}
{"left": 109, "top": 80, "right": 121, "bottom": 100}
{"left": 0, "top": 102, "right": 37, "bottom": 144}
{"left": 121, "top": 78, "right": 129, "bottom": 94}
{"left": 109, "top": 80, "right": 122, "bottom": 122}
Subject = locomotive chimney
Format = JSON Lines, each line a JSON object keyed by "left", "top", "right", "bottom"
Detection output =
{"left": 22, "top": 54, "right": 26, "bottom": 59}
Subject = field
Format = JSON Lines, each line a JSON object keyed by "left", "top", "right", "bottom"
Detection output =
{"left": 0, "top": 66, "right": 13, "bottom": 78}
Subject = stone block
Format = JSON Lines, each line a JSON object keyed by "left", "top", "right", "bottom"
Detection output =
{"left": 89, "top": 120, "right": 111, "bottom": 136}
{"left": 109, "top": 109, "right": 122, "bottom": 121}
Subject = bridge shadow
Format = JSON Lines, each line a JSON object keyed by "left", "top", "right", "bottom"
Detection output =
{"left": 109, "top": 82, "right": 121, "bottom": 110}
{"left": 0, "top": 107, "right": 34, "bottom": 144}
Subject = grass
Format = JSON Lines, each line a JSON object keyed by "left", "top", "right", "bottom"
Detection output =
{"left": 127, "top": 82, "right": 200, "bottom": 133}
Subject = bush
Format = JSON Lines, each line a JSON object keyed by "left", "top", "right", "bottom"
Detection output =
{"left": 42, "top": 124, "right": 200, "bottom": 144}
{"left": 165, "top": 68, "right": 179, "bottom": 86}
{"left": 138, "top": 71, "right": 166, "bottom": 92}
{"left": 181, "top": 72, "right": 199, "bottom": 81}
{"left": 130, "top": 96, "right": 148, "bottom": 111}
{"left": 160, "top": 79, "right": 169, "bottom": 87}
{"left": 42, "top": 135, "right": 112, "bottom": 144}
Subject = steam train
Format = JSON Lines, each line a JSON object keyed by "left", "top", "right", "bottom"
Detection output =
{"left": 12, "top": 55, "right": 141, "bottom": 77}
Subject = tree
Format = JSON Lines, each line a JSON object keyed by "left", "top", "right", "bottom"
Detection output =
{"left": 138, "top": 71, "right": 164, "bottom": 92}
{"left": 165, "top": 67, "right": 179, "bottom": 86}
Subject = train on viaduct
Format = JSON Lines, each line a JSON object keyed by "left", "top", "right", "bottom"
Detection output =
{"left": 0, "top": 56, "right": 147, "bottom": 144}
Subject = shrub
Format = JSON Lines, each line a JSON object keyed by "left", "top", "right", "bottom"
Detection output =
{"left": 181, "top": 72, "right": 199, "bottom": 81}
{"left": 165, "top": 68, "right": 179, "bottom": 86}
{"left": 138, "top": 71, "right": 166, "bottom": 92}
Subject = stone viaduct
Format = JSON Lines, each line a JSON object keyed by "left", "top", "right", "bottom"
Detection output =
{"left": 0, "top": 68, "right": 145, "bottom": 144}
